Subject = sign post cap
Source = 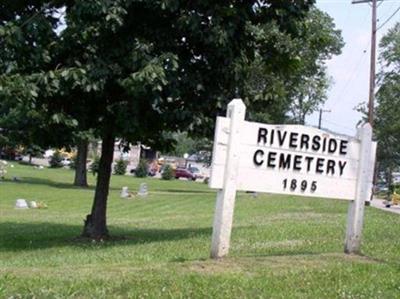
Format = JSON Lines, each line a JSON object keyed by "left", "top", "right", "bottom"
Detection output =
{"left": 360, "top": 122, "right": 372, "bottom": 130}
{"left": 228, "top": 98, "right": 245, "bottom": 108}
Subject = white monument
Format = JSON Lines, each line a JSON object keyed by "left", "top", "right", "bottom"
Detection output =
{"left": 209, "top": 99, "right": 376, "bottom": 259}
{"left": 29, "top": 201, "right": 38, "bottom": 208}
{"left": 138, "top": 183, "right": 148, "bottom": 197}
{"left": 15, "top": 199, "right": 29, "bottom": 209}
{"left": 120, "top": 186, "right": 130, "bottom": 198}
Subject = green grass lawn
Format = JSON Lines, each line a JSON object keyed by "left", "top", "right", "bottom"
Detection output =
{"left": 0, "top": 163, "right": 399, "bottom": 298}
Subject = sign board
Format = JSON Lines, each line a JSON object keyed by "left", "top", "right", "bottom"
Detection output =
{"left": 209, "top": 117, "right": 364, "bottom": 200}
{"left": 209, "top": 99, "right": 377, "bottom": 259}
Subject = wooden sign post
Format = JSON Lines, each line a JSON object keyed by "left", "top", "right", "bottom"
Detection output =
{"left": 210, "top": 99, "right": 245, "bottom": 259}
{"left": 209, "top": 99, "right": 376, "bottom": 259}
{"left": 344, "top": 123, "right": 375, "bottom": 254}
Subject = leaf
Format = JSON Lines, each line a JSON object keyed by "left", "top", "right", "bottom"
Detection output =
{"left": 61, "top": 70, "right": 69, "bottom": 78}
{"left": 52, "top": 114, "right": 60, "bottom": 123}
{"left": 30, "top": 90, "right": 38, "bottom": 98}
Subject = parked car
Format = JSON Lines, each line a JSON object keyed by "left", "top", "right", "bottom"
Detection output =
{"left": 61, "top": 158, "right": 72, "bottom": 166}
{"left": 175, "top": 167, "right": 197, "bottom": 181}
{"left": 188, "top": 166, "right": 204, "bottom": 179}
{"left": 43, "top": 149, "right": 55, "bottom": 159}
{"left": 0, "top": 148, "right": 22, "bottom": 160}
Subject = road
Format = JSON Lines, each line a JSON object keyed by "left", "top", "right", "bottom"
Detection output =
{"left": 370, "top": 198, "right": 400, "bottom": 215}
{"left": 21, "top": 156, "right": 49, "bottom": 167}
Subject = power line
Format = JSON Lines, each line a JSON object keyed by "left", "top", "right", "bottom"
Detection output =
{"left": 377, "top": 5, "right": 400, "bottom": 30}
{"left": 323, "top": 119, "right": 355, "bottom": 132}
{"left": 380, "top": 0, "right": 396, "bottom": 20}
{"left": 332, "top": 43, "right": 370, "bottom": 105}
{"left": 328, "top": 6, "right": 371, "bottom": 107}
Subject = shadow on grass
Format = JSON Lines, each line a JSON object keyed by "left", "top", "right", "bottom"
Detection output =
{"left": 153, "top": 188, "right": 214, "bottom": 194}
{"left": 239, "top": 250, "right": 329, "bottom": 259}
{"left": 5, "top": 178, "right": 212, "bottom": 194}
{"left": 3, "top": 177, "right": 118, "bottom": 192}
{"left": 2, "top": 177, "right": 94, "bottom": 190}
{"left": 0, "top": 221, "right": 212, "bottom": 252}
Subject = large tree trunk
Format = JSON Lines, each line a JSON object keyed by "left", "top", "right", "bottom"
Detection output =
{"left": 74, "top": 139, "right": 89, "bottom": 187}
{"left": 82, "top": 130, "right": 115, "bottom": 239}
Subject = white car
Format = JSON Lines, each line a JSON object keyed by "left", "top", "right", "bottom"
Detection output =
{"left": 61, "top": 158, "right": 72, "bottom": 166}
{"left": 188, "top": 166, "right": 205, "bottom": 179}
{"left": 44, "top": 149, "right": 55, "bottom": 159}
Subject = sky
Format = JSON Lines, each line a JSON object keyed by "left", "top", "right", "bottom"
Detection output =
{"left": 307, "top": 0, "right": 400, "bottom": 136}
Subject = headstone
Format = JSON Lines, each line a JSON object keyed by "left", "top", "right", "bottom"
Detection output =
{"left": 138, "top": 183, "right": 148, "bottom": 197}
{"left": 120, "top": 186, "right": 130, "bottom": 198}
{"left": 29, "top": 201, "right": 38, "bottom": 208}
{"left": 15, "top": 199, "right": 29, "bottom": 209}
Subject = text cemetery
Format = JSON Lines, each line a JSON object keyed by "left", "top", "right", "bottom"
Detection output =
{"left": 253, "top": 128, "right": 348, "bottom": 176}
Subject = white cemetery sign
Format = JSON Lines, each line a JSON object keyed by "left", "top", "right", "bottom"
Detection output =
{"left": 209, "top": 99, "right": 376, "bottom": 259}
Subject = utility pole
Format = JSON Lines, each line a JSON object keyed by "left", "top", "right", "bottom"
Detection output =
{"left": 352, "top": 0, "right": 380, "bottom": 204}
{"left": 318, "top": 109, "right": 331, "bottom": 129}
{"left": 352, "top": 0, "right": 379, "bottom": 126}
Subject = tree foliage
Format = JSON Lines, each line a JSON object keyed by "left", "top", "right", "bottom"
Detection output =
{"left": 165, "top": 132, "right": 211, "bottom": 158}
{"left": 0, "top": 0, "right": 346, "bottom": 238}
{"left": 161, "top": 164, "right": 174, "bottom": 180}
{"left": 89, "top": 156, "right": 100, "bottom": 176}
{"left": 114, "top": 158, "right": 128, "bottom": 175}
{"left": 49, "top": 150, "right": 63, "bottom": 168}
{"left": 375, "top": 23, "right": 400, "bottom": 180}
{"left": 0, "top": 1, "right": 75, "bottom": 152}
{"left": 242, "top": 8, "right": 343, "bottom": 124}
{"left": 135, "top": 159, "right": 148, "bottom": 178}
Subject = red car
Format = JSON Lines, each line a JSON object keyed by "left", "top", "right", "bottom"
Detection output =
{"left": 174, "top": 167, "right": 197, "bottom": 181}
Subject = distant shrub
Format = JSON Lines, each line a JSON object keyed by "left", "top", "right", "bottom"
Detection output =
{"left": 69, "top": 154, "right": 77, "bottom": 170}
{"left": 135, "top": 159, "right": 148, "bottom": 178}
{"left": 161, "top": 164, "right": 174, "bottom": 180}
{"left": 114, "top": 159, "right": 128, "bottom": 175}
{"left": 392, "top": 183, "right": 400, "bottom": 193}
{"left": 90, "top": 156, "right": 100, "bottom": 176}
{"left": 0, "top": 160, "right": 7, "bottom": 178}
{"left": 49, "top": 150, "right": 63, "bottom": 168}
